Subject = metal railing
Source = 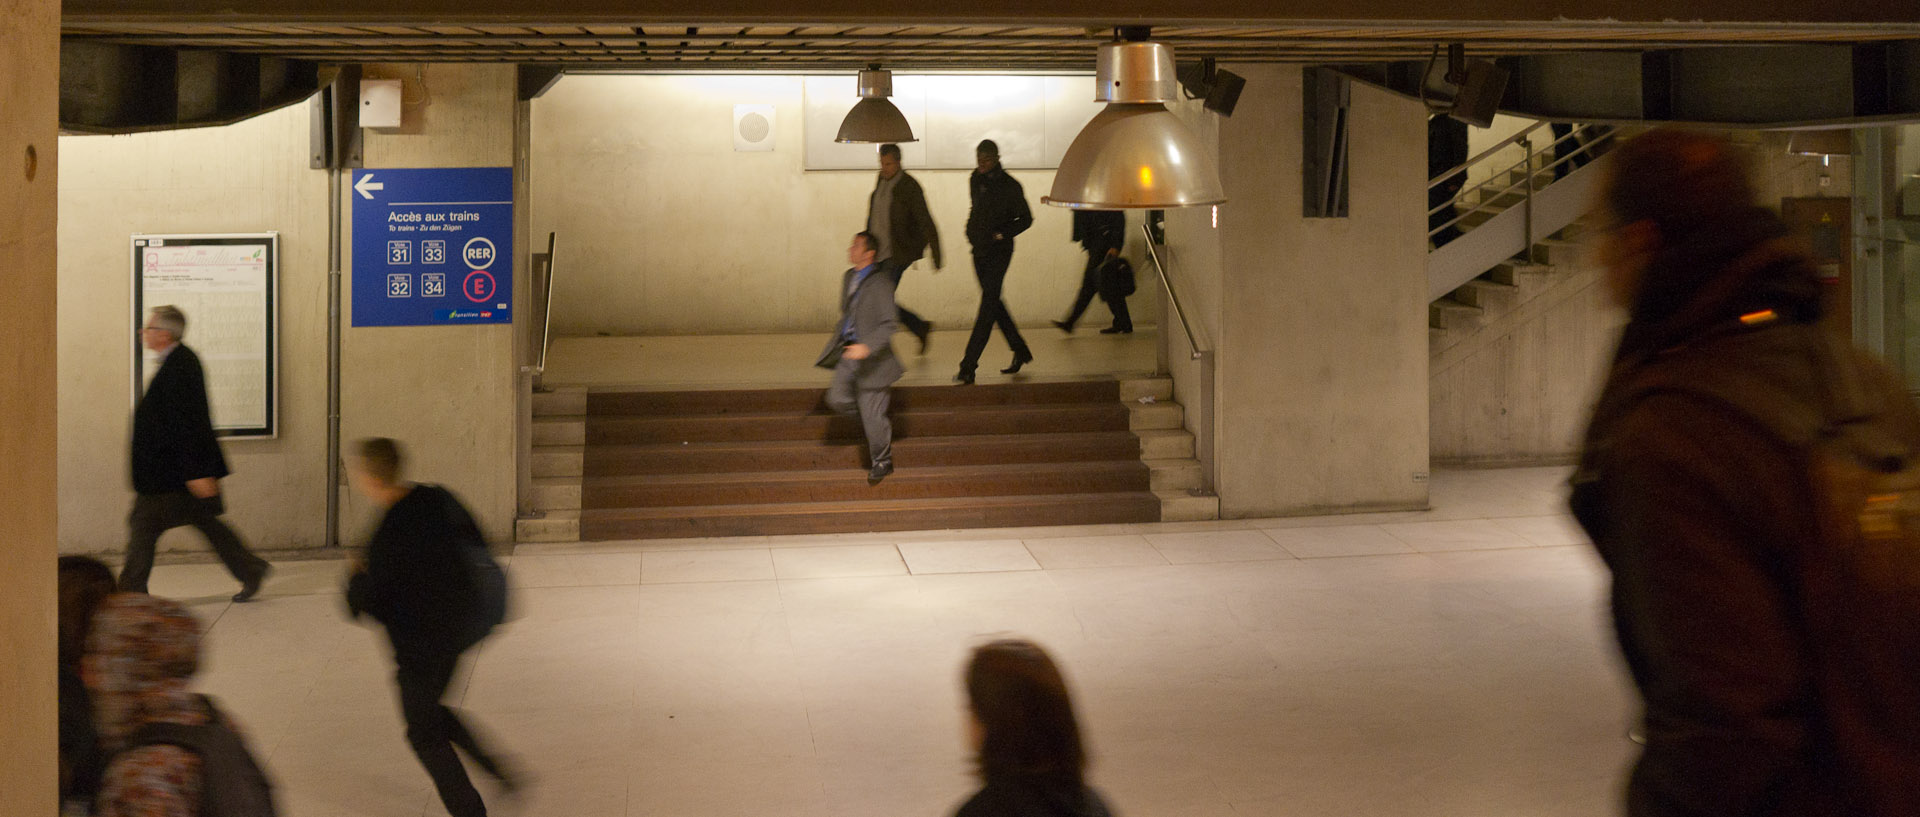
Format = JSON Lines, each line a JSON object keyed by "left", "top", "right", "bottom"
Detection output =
{"left": 1142, "top": 223, "right": 1209, "bottom": 360}
{"left": 1428, "top": 121, "right": 1611, "bottom": 246}
{"left": 528, "top": 232, "right": 556, "bottom": 387}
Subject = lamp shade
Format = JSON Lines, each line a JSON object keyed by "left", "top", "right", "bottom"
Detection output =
{"left": 1044, "top": 40, "right": 1225, "bottom": 209}
{"left": 1046, "top": 103, "right": 1225, "bottom": 209}
{"left": 835, "top": 68, "right": 916, "bottom": 143}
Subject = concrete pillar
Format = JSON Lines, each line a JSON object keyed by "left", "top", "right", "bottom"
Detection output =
{"left": 342, "top": 64, "right": 523, "bottom": 540}
{"left": 1164, "top": 65, "right": 1430, "bottom": 517}
{"left": 1, "top": 0, "right": 61, "bottom": 808}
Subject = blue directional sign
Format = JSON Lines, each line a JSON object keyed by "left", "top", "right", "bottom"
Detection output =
{"left": 352, "top": 168, "right": 513, "bottom": 326}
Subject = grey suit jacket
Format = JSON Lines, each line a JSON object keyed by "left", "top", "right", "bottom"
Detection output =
{"left": 817, "top": 263, "right": 906, "bottom": 388}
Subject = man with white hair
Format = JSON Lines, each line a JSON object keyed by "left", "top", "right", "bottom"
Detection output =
{"left": 121, "top": 305, "right": 271, "bottom": 601}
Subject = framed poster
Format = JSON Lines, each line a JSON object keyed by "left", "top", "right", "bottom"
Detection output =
{"left": 132, "top": 233, "right": 279, "bottom": 438}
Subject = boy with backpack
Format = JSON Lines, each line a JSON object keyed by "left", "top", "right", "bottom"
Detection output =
{"left": 345, "top": 437, "right": 516, "bottom": 817}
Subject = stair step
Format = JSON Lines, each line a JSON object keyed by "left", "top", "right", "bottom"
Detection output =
{"left": 1157, "top": 491, "right": 1220, "bottom": 522}
{"left": 1487, "top": 261, "right": 1554, "bottom": 286}
{"left": 534, "top": 417, "right": 585, "bottom": 446}
{"left": 532, "top": 388, "right": 587, "bottom": 418}
{"left": 1119, "top": 377, "right": 1174, "bottom": 403}
{"left": 1450, "top": 279, "right": 1518, "bottom": 310}
{"left": 1145, "top": 458, "right": 1205, "bottom": 492}
{"left": 1429, "top": 300, "right": 1484, "bottom": 330}
{"left": 584, "top": 430, "right": 1143, "bottom": 476}
{"left": 1129, "top": 402, "right": 1184, "bottom": 431}
{"left": 515, "top": 510, "right": 580, "bottom": 543}
{"left": 587, "top": 402, "right": 1129, "bottom": 445}
{"left": 588, "top": 380, "right": 1120, "bottom": 416}
{"left": 1531, "top": 239, "right": 1584, "bottom": 266}
{"left": 579, "top": 491, "right": 1161, "bottom": 540}
{"left": 583, "top": 460, "right": 1149, "bottom": 508}
{"left": 1136, "top": 429, "right": 1195, "bottom": 460}
{"left": 531, "top": 477, "right": 580, "bottom": 511}
{"left": 533, "top": 445, "right": 584, "bottom": 478}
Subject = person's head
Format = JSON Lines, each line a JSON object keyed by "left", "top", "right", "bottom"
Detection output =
{"left": 142, "top": 305, "right": 186, "bottom": 352}
{"left": 964, "top": 639, "right": 1085, "bottom": 787}
{"left": 82, "top": 594, "right": 202, "bottom": 746}
{"left": 878, "top": 144, "right": 903, "bottom": 179}
{"left": 849, "top": 231, "right": 879, "bottom": 268}
{"left": 58, "top": 556, "right": 118, "bottom": 670}
{"left": 350, "top": 437, "right": 406, "bottom": 501}
{"left": 975, "top": 140, "right": 1000, "bottom": 173}
{"left": 1595, "top": 129, "right": 1760, "bottom": 309}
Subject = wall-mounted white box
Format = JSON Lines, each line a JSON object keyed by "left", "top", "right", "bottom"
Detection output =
{"left": 359, "top": 79, "right": 404, "bottom": 128}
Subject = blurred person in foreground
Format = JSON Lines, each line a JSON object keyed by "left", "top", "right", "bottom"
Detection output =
{"left": 83, "top": 593, "right": 275, "bottom": 817}
{"left": 1571, "top": 128, "right": 1920, "bottom": 816}
{"left": 346, "top": 437, "right": 515, "bottom": 817}
{"left": 60, "top": 556, "right": 119, "bottom": 812}
{"left": 951, "top": 639, "right": 1114, "bottom": 817}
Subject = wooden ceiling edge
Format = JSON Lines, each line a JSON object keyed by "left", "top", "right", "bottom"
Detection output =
{"left": 56, "top": 14, "right": 1920, "bottom": 30}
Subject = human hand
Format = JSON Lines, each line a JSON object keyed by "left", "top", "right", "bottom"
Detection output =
{"left": 186, "top": 478, "right": 220, "bottom": 499}
{"left": 844, "top": 343, "right": 872, "bottom": 361}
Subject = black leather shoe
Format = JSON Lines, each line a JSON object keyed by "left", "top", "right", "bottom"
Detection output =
{"left": 954, "top": 371, "right": 975, "bottom": 385}
{"left": 1000, "top": 353, "right": 1033, "bottom": 375}
{"left": 915, "top": 323, "right": 932, "bottom": 355}
{"left": 1053, "top": 320, "right": 1074, "bottom": 334}
{"left": 867, "top": 461, "right": 894, "bottom": 485}
{"left": 233, "top": 564, "right": 270, "bottom": 603}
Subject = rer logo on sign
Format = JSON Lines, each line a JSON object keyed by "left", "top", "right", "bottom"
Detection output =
{"left": 463, "top": 237, "right": 497, "bottom": 269}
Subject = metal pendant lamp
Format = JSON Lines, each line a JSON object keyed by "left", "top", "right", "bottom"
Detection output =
{"left": 1045, "top": 38, "right": 1226, "bottom": 209}
{"left": 835, "top": 67, "right": 916, "bottom": 144}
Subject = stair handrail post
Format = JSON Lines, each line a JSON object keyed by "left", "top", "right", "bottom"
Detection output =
{"left": 1520, "top": 135, "right": 1535, "bottom": 251}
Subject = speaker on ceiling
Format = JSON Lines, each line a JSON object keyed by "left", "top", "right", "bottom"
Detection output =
{"left": 1177, "top": 58, "right": 1247, "bottom": 117}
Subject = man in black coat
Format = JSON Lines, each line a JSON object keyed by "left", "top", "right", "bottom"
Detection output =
{"left": 347, "top": 437, "right": 515, "bottom": 817}
{"left": 957, "top": 139, "right": 1035, "bottom": 384}
{"left": 868, "top": 143, "right": 943, "bottom": 353}
{"left": 1054, "top": 209, "right": 1131, "bottom": 334}
{"left": 121, "top": 305, "right": 270, "bottom": 600}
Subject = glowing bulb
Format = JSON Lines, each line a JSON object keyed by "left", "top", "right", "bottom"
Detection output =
{"left": 1139, "top": 166, "right": 1153, "bottom": 188}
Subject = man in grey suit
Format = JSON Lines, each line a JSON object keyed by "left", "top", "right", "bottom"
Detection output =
{"left": 818, "top": 231, "right": 905, "bottom": 485}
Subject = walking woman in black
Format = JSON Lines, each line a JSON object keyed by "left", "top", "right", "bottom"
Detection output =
{"left": 951, "top": 639, "right": 1115, "bottom": 817}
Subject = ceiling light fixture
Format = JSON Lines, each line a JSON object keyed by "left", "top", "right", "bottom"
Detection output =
{"left": 835, "top": 66, "right": 916, "bottom": 144}
{"left": 1044, "top": 30, "right": 1226, "bottom": 210}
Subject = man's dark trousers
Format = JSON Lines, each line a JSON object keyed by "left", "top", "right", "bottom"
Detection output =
{"left": 1063, "top": 243, "right": 1130, "bottom": 331}
{"left": 119, "top": 492, "right": 268, "bottom": 593}
{"left": 960, "top": 241, "right": 1030, "bottom": 375}
{"left": 397, "top": 648, "right": 503, "bottom": 817}
{"left": 885, "top": 261, "right": 932, "bottom": 341}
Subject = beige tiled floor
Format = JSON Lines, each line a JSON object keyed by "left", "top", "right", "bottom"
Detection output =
{"left": 150, "top": 465, "right": 1638, "bottom": 817}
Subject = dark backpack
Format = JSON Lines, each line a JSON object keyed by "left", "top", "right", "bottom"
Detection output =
{"left": 1098, "top": 256, "right": 1136, "bottom": 300}
{"left": 123, "top": 696, "right": 277, "bottom": 817}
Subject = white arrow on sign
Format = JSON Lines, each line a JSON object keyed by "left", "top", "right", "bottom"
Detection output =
{"left": 354, "top": 174, "right": 384, "bottom": 200}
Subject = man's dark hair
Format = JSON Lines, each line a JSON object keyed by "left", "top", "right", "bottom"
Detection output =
{"left": 853, "top": 231, "right": 880, "bottom": 258}
{"left": 879, "top": 143, "right": 902, "bottom": 160}
{"left": 966, "top": 639, "right": 1085, "bottom": 787}
{"left": 58, "top": 556, "right": 117, "bottom": 668}
{"left": 1603, "top": 129, "right": 1757, "bottom": 243}
{"left": 357, "top": 437, "right": 404, "bottom": 484}
{"left": 976, "top": 139, "right": 999, "bottom": 158}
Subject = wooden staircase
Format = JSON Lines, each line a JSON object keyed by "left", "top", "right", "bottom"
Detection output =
{"left": 517, "top": 377, "right": 1215, "bottom": 542}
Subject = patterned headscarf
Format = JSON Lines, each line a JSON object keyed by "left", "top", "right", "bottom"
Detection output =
{"left": 82, "top": 594, "right": 203, "bottom": 749}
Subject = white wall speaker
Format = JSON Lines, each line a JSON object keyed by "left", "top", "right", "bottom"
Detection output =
{"left": 733, "top": 104, "right": 776, "bottom": 152}
{"left": 360, "top": 79, "right": 404, "bottom": 128}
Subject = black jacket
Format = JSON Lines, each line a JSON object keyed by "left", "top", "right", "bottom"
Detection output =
{"left": 346, "top": 484, "right": 488, "bottom": 657}
{"left": 131, "top": 344, "right": 229, "bottom": 495}
{"left": 1572, "top": 213, "right": 1920, "bottom": 817}
{"left": 868, "top": 171, "right": 943, "bottom": 268}
{"left": 967, "top": 164, "right": 1033, "bottom": 247}
{"left": 1071, "top": 210, "right": 1124, "bottom": 252}
{"left": 953, "top": 780, "right": 1112, "bottom": 817}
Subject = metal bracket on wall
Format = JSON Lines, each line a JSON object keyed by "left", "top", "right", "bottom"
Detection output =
{"left": 309, "top": 65, "right": 364, "bottom": 170}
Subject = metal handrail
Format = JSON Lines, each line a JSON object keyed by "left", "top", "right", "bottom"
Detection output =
{"left": 1141, "top": 224, "right": 1208, "bottom": 359}
{"left": 533, "top": 232, "right": 556, "bottom": 376}
{"left": 1429, "top": 122, "right": 1610, "bottom": 239}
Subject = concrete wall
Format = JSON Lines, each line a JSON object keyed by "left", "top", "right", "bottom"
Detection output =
{"left": 342, "top": 63, "right": 522, "bottom": 542}
{"left": 1162, "top": 66, "right": 1430, "bottom": 517}
{"left": 1, "top": 0, "right": 59, "bottom": 806}
{"left": 529, "top": 74, "right": 1157, "bottom": 336}
{"left": 57, "top": 106, "right": 331, "bottom": 554}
